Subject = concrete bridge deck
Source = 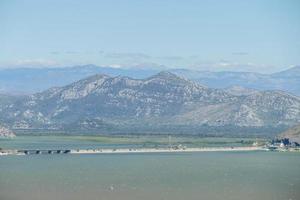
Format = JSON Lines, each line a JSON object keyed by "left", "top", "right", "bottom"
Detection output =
{"left": 17, "top": 149, "right": 71, "bottom": 155}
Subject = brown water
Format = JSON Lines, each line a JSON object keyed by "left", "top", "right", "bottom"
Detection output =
{"left": 1, "top": 151, "right": 300, "bottom": 200}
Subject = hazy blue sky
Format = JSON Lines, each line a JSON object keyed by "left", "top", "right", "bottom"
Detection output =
{"left": 1, "top": 0, "right": 299, "bottom": 72}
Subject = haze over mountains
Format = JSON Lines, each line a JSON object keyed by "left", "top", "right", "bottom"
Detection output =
{"left": 1, "top": 65, "right": 300, "bottom": 96}
{"left": 0, "top": 71, "right": 299, "bottom": 136}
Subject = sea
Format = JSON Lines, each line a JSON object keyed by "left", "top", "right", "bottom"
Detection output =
{"left": 1, "top": 136, "right": 300, "bottom": 200}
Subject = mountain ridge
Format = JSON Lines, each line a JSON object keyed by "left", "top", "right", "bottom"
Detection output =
{"left": 0, "top": 72, "right": 299, "bottom": 136}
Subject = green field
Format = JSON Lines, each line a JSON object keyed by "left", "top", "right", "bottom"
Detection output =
{"left": 71, "top": 135, "right": 266, "bottom": 147}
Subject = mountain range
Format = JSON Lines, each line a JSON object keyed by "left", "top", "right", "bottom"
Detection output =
{"left": 0, "top": 71, "right": 299, "bottom": 137}
{"left": 171, "top": 66, "right": 300, "bottom": 96}
{"left": 0, "top": 65, "right": 300, "bottom": 96}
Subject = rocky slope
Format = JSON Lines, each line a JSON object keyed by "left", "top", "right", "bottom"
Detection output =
{"left": 224, "top": 86, "right": 259, "bottom": 96}
{"left": 0, "top": 72, "right": 300, "bottom": 136}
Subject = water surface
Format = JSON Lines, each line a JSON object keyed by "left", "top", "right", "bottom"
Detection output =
{"left": 0, "top": 137, "right": 299, "bottom": 200}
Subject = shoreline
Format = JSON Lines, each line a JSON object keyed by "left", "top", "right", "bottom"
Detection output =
{"left": 71, "top": 146, "right": 266, "bottom": 154}
{"left": 1, "top": 146, "right": 267, "bottom": 156}
{"left": 2, "top": 146, "right": 299, "bottom": 156}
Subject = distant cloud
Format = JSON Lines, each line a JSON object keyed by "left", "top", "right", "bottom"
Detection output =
{"left": 3, "top": 50, "right": 283, "bottom": 73}
{"left": 157, "top": 56, "right": 184, "bottom": 61}
{"left": 107, "top": 64, "right": 123, "bottom": 68}
{"left": 50, "top": 51, "right": 60, "bottom": 55}
{"left": 1, "top": 59, "right": 60, "bottom": 68}
{"left": 190, "top": 60, "right": 274, "bottom": 73}
{"left": 50, "top": 50, "right": 104, "bottom": 55}
{"left": 128, "top": 62, "right": 167, "bottom": 70}
{"left": 65, "top": 51, "right": 79, "bottom": 54}
{"left": 105, "top": 52, "right": 151, "bottom": 60}
{"left": 232, "top": 52, "right": 249, "bottom": 56}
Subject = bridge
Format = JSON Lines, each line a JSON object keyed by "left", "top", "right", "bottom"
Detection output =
{"left": 17, "top": 149, "right": 71, "bottom": 155}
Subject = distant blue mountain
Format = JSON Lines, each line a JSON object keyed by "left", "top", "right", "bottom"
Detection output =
{"left": 171, "top": 66, "right": 300, "bottom": 96}
{"left": 0, "top": 65, "right": 300, "bottom": 95}
{"left": 0, "top": 65, "right": 159, "bottom": 94}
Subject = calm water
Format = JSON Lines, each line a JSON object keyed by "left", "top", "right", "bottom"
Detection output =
{"left": 1, "top": 138, "right": 300, "bottom": 200}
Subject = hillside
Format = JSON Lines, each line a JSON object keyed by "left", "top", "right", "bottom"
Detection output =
{"left": 280, "top": 124, "right": 300, "bottom": 143}
{"left": 0, "top": 72, "right": 299, "bottom": 136}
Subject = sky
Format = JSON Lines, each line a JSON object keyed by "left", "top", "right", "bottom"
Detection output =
{"left": 0, "top": 0, "right": 300, "bottom": 73}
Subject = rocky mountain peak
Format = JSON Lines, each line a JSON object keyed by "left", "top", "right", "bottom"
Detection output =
{"left": 152, "top": 71, "right": 179, "bottom": 78}
{"left": 146, "top": 71, "right": 204, "bottom": 88}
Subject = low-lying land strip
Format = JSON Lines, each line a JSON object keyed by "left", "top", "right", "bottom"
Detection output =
{"left": 0, "top": 146, "right": 267, "bottom": 156}
{"left": 71, "top": 146, "right": 266, "bottom": 154}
